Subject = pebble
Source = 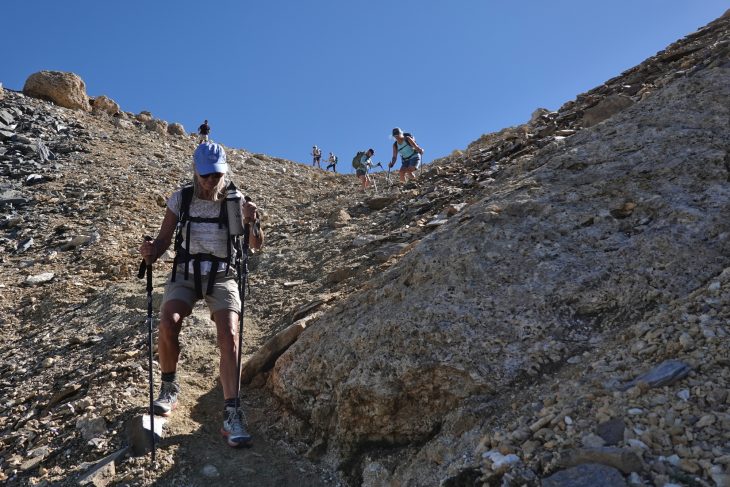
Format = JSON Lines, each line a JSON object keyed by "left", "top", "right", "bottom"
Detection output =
{"left": 202, "top": 464, "right": 220, "bottom": 478}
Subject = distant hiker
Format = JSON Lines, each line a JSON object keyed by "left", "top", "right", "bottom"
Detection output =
{"left": 326, "top": 152, "right": 338, "bottom": 172}
{"left": 198, "top": 119, "right": 210, "bottom": 143}
{"left": 352, "top": 148, "right": 375, "bottom": 190}
{"left": 389, "top": 127, "right": 424, "bottom": 183}
{"left": 138, "top": 141, "right": 263, "bottom": 448}
{"left": 311, "top": 145, "right": 322, "bottom": 168}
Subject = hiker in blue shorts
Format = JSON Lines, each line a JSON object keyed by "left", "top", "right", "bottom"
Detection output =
{"left": 389, "top": 127, "right": 424, "bottom": 184}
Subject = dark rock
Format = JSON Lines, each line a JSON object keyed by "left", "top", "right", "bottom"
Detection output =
{"left": 326, "top": 266, "right": 358, "bottom": 284}
{"left": 77, "top": 448, "right": 127, "bottom": 486}
{"left": 0, "top": 109, "right": 14, "bottom": 126}
{"left": 559, "top": 447, "right": 643, "bottom": 474}
{"left": 364, "top": 195, "right": 398, "bottom": 210}
{"left": 619, "top": 359, "right": 691, "bottom": 391}
{"left": 543, "top": 463, "right": 627, "bottom": 487}
{"left": 12, "top": 134, "right": 33, "bottom": 144}
{"left": 597, "top": 418, "right": 626, "bottom": 446}
{"left": 35, "top": 140, "right": 53, "bottom": 162}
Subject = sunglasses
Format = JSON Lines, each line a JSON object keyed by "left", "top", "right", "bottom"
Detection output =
{"left": 199, "top": 172, "right": 224, "bottom": 180}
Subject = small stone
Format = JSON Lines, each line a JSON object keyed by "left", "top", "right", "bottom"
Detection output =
{"left": 582, "top": 433, "right": 606, "bottom": 448}
{"left": 626, "top": 439, "right": 648, "bottom": 450}
{"left": 676, "top": 389, "right": 690, "bottom": 401}
{"left": 76, "top": 415, "right": 107, "bottom": 441}
{"left": 678, "top": 332, "right": 693, "bottom": 350}
{"left": 627, "top": 472, "right": 642, "bottom": 486}
{"left": 202, "top": 464, "right": 220, "bottom": 478}
{"left": 695, "top": 414, "right": 716, "bottom": 428}
{"left": 24, "top": 272, "right": 55, "bottom": 285}
{"left": 597, "top": 418, "right": 625, "bottom": 446}
{"left": 483, "top": 450, "right": 521, "bottom": 474}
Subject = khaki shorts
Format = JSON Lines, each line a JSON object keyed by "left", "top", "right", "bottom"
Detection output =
{"left": 161, "top": 272, "right": 241, "bottom": 318}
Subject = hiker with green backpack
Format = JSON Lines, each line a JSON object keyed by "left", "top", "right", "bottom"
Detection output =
{"left": 352, "top": 148, "right": 375, "bottom": 191}
{"left": 138, "top": 141, "right": 263, "bottom": 448}
{"left": 389, "top": 127, "right": 424, "bottom": 184}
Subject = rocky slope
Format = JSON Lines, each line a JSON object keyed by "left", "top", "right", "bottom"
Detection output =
{"left": 0, "top": 9, "right": 728, "bottom": 487}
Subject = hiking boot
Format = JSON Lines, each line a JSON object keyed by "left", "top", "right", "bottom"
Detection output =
{"left": 221, "top": 406, "right": 253, "bottom": 447}
{"left": 153, "top": 381, "right": 179, "bottom": 417}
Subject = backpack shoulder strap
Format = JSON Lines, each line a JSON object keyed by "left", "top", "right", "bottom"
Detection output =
{"left": 179, "top": 184, "right": 194, "bottom": 223}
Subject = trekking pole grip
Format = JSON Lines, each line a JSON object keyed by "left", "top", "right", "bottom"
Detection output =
{"left": 137, "top": 236, "right": 154, "bottom": 279}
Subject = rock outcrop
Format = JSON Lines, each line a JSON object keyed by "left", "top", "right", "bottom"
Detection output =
{"left": 167, "top": 122, "right": 186, "bottom": 136}
{"left": 22, "top": 70, "right": 91, "bottom": 111}
{"left": 145, "top": 118, "right": 168, "bottom": 135}
{"left": 91, "top": 95, "right": 120, "bottom": 116}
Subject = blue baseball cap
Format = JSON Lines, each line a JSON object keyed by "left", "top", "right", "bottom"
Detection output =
{"left": 193, "top": 142, "right": 228, "bottom": 175}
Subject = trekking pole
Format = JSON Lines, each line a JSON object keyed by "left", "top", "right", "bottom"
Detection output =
{"left": 235, "top": 199, "right": 253, "bottom": 408}
{"left": 137, "top": 236, "right": 156, "bottom": 462}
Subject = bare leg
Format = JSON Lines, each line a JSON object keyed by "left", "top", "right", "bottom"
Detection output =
{"left": 158, "top": 300, "right": 191, "bottom": 373}
{"left": 214, "top": 309, "right": 241, "bottom": 400}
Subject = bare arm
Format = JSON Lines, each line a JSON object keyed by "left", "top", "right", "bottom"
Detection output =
{"left": 405, "top": 135, "right": 424, "bottom": 155}
{"left": 390, "top": 142, "right": 398, "bottom": 166}
{"left": 139, "top": 208, "right": 177, "bottom": 264}
{"left": 243, "top": 201, "right": 264, "bottom": 251}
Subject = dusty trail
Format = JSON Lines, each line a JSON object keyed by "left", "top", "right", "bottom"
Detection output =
{"left": 134, "top": 282, "right": 328, "bottom": 486}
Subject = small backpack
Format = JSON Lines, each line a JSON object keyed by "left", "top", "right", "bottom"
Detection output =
{"left": 352, "top": 151, "right": 365, "bottom": 169}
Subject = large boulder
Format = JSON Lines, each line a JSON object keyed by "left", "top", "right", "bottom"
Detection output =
{"left": 23, "top": 71, "right": 91, "bottom": 111}
{"left": 0, "top": 82, "right": 4, "bottom": 101}
{"left": 145, "top": 118, "right": 168, "bottom": 135}
{"left": 167, "top": 122, "right": 186, "bottom": 136}
{"left": 270, "top": 65, "right": 730, "bottom": 481}
{"left": 91, "top": 95, "right": 120, "bottom": 116}
{"left": 136, "top": 111, "right": 152, "bottom": 123}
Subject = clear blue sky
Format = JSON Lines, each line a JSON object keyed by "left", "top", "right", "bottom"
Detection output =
{"left": 3, "top": 1, "right": 727, "bottom": 172}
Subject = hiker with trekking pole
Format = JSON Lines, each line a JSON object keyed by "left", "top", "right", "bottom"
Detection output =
{"left": 352, "top": 148, "right": 376, "bottom": 192}
{"left": 389, "top": 127, "right": 424, "bottom": 184}
{"left": 138, "top": 141, "right": 263, "bottom": 448}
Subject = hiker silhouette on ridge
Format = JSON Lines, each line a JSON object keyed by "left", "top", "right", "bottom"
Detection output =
{"left": 138, "top": 142, "right": 263, "bottom": 448}
{"left": 198, "top": 119, "right": 210, "bottom": 143}
{"left": 326, "top": 152, "right": 338, "bottom": 172}
{"left": 311, "top": 145, "right": 322, "bottom": 168}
